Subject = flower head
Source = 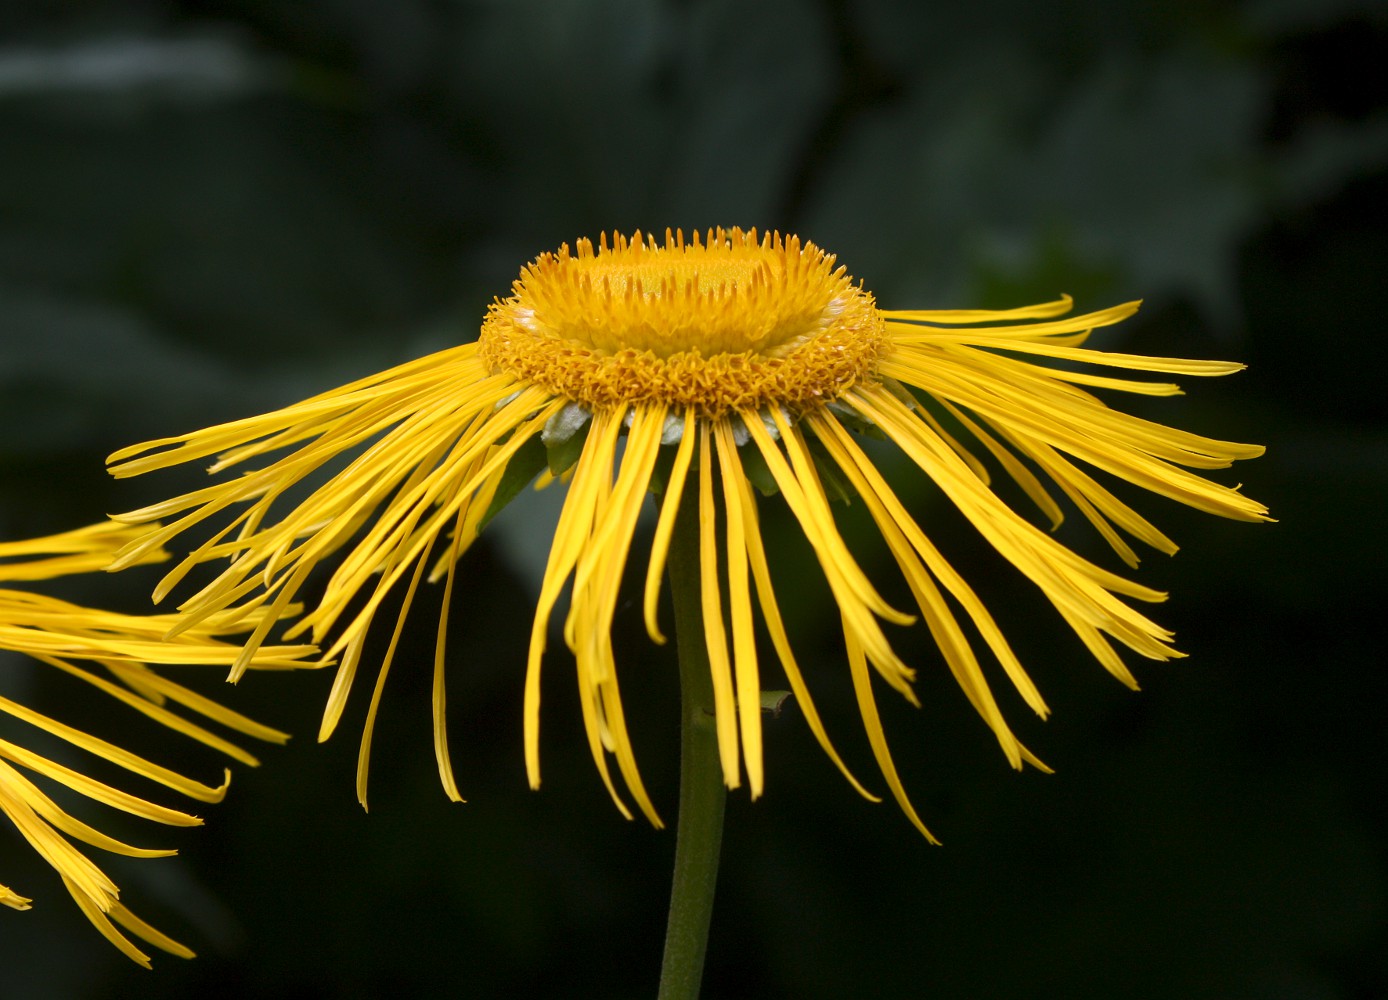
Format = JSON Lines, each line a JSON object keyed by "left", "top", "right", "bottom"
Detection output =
{"left": 0, "top": 521, "right": 315, "bottom": 965}
{"left": 108, "top": 228, "right": 1267, "bottom": 838}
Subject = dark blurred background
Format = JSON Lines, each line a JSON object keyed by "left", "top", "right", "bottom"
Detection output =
{"left": 1, "top": 1, "right": 1384, "bottom": 998}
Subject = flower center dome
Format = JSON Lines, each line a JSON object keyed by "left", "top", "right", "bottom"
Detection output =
{"left": 478, "top": 228, "right": 886, "bottom": 415}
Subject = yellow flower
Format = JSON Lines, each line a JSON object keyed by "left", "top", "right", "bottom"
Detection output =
{"left": 0, "top": 521, "right": 315, "bottom": 966}
{"left": 107, "top": 228, "right": 1267, "bottom": 839}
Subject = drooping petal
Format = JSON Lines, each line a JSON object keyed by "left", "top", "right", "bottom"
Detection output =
{"left": 841, "top": 620, "right": 938, "bottom": 844}
{"left": 714, "top": 419, "right": 764, "bottom": 797}
{"left": 643, "top": 408, "right": 698, "bottom": 645}
{"left": 698, "top": 421, "right": 741, "bottom": 791}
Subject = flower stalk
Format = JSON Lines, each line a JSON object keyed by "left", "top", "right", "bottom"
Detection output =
{"left": 658, "top": 479, "right": 727, "bottom": 1000}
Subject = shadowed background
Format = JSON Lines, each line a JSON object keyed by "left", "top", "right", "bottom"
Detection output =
{"left": 1, "top": 1, "right": 1384, "bottom": 997}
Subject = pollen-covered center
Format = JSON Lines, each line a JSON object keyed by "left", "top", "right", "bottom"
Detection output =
{"left": 477, "top": 227, "right": 887, "bottom": 415}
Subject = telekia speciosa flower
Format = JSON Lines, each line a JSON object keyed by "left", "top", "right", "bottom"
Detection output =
{"left": 0, "top": 521, "right": 314, "bottom": 964}
{"left": 107, "top": 228, "right": 1267, "bottom": 838}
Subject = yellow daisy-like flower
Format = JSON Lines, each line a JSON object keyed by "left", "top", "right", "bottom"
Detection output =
{"left": 1, "top": 521, "right": 315, "bottom": 966}
{"left": 107, "top": 228, "right": 1267, "bottom": 838}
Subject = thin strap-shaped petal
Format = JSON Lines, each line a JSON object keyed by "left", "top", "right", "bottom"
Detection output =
{"left": 769, "top": 412, "right": 915, "bottom": 630}
{"left": 64, "top": 883, "right": 159, "bottom": 968}
{"left": 431, "top": 505, "right": 470, "bottom": 804}
{"left": 320, "top": 631, "right": 365, "bottom": 742}
{"left": 227, "top": 562, "right": 313, "bottom": 682}
{"left": 842, "top": 619, "right": 938, "bottom": 843}
{"left": 715, "top": 419, "right": 764, "bottom": 797}
{"left": 356, "top": 549, "right": 431, "bottom": 810}
{"left": 884, "top": 300, "right": 1139, "bottom": 340}
{"left": 643, "top": 408, "right": 697, "bottom": 644}
{"left": 862, "top": 389, "right": 1150, "bottom": 636}
{"left": 65, "top": 875, "right": 198, "bottom": 966}
{"left": 699, "top": 421, "right": 741, "bottom": 790}
{"left": 879, "top": 294, "right": 1076, "bottom": 324}
{"left": 910, "top": 402, "right": 991, "bottom": 484}
{"left": 1, "top": 884, "right": 32, "bottom": 910}
{"left": 567, "top": 402, "right": 669, "bottom": 628}
{"left": 109, "top": 901, "right": 197, "bottom": 960}
{"left": 903, "top": 342, "right": 1265, "bottom": 467}
{"left": 992, "top": 431, "right": 1179, "bottom": 565}
{"left": 932, "top": 338, "right": 1251, "bottom": 377}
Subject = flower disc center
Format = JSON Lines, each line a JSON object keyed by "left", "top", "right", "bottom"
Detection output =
{"left": 478, "top": 228, "right": 886, "bottom": 415}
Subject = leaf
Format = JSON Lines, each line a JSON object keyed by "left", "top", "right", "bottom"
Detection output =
{"left": 739, "top": 437, "right": 782, "bottom": 497}
{"left": 476, "top": 434, "right": 548, "bottom": 534}
{"left": 760, "top": 690, "right": 792, "bottom": 717}
{"left": 545, "top": 418, "right": 591, "bottom": 477}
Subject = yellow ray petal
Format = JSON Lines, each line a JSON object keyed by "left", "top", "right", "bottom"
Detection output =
{"left": 842, "top": 620, "right": 938, "bottom": 843}
{"left": 879, "top": 294, "right": 1076, "bottom": 324}
{"left": 698, "top": 421, "right": 741, "bottom": 790}
{"left": 643, "top": 409, "right": 698, "bottom": 644}
{"left": 715, "top": 419, "right": 764, "bottom": 797}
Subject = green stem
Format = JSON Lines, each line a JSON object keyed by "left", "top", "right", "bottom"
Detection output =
{"left": 657, "top": 482, "right": 727, "bottom": 1000}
